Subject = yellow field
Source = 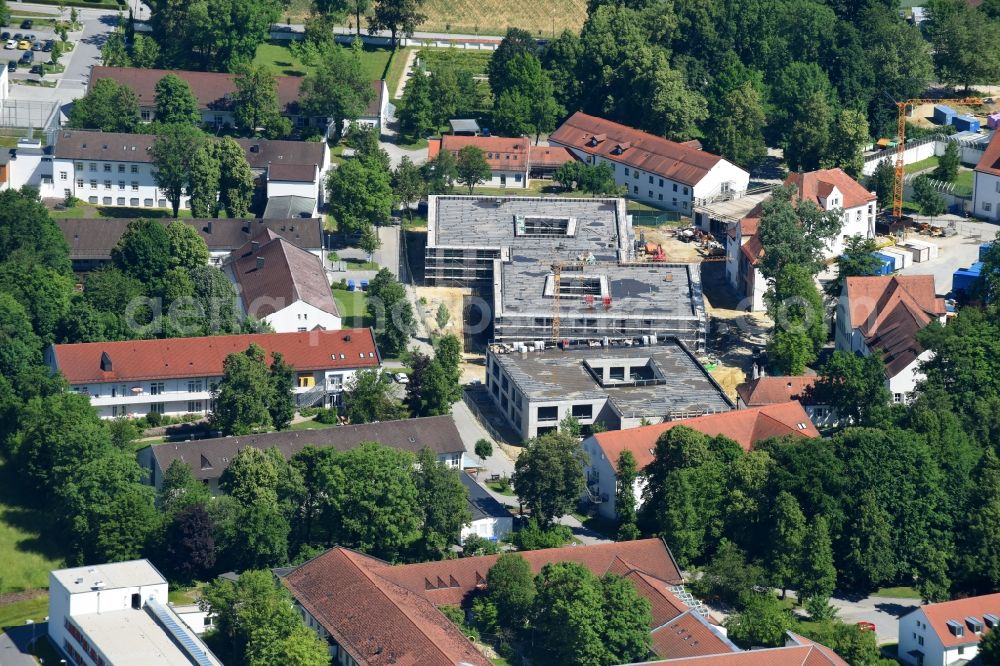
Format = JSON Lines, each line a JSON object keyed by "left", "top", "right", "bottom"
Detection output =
{"left": 286, "top": 0, "right": 587, "bottom": 36}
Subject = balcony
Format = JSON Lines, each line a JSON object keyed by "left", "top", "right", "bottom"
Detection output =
{"left": 88, "top": 390, "right": 212, "bottom": 407}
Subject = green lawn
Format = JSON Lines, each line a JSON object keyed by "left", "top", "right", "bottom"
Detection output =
{"left": 384, "top": 47, "right": 414, "bottom": 98}
{"left": 904, "top": 155, "right": 939, "bottom": 174}
{"left": 253, "top": 40, "right": 394, "bottom": 82}
{"left": 486, "top": 480, "right": 516, "bottom": 496}
{"left": 0, "top": 462, "right": 64, "bottom": 596}
{"left": 873, "top": 586, "right": 922, "bottom": 599}
{"left": 954, "top": 169, "right": 974, "bottom": 197}
{"left": 0, "top": 594, "right": 49, "bottom": 636}
{"left": 49, "top": 204, "right": 190, "bottom": 219}
{"left": 332, "top": 287, "right": 371, "bottom": 327}
{"left": 287, "top": 418, "right": 339, "bottom": 431}
{"left": 416, "top": 48, "right": 492, "bottom": 77}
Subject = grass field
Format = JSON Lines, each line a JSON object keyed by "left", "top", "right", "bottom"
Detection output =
{"left": 0, "top": 463, "right": 64, "bottom": 597}
{"left": 904, "top": 156, "right": 940, "bottom": 174}
{"left": 332, "top": 287, "right": 371, "bottom": 327}
{"left": 416, "top": 48, "right": 492, "bottom": 77}
{"left": 0, "top": 594, "right": 49, "bottom": 635}
{"left": 954, "top": 168, "right": 974, "bottom": 196}
{"left": 284, "top": 0, "right": 586, "bottom": 37}
{"left": 873, "top": 586, "right": 922, "bottom": 599}
{"left": 253, "top": 40, "right": 393, "bottom": 82}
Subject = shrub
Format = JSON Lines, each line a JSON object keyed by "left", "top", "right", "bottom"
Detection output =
{"left": 314, "top": 408, "right": 340, "bottom": 424}
{"left": 508, "top": 518, "right": 572, "bottom": 551}
{"left": 474, "top": 438, "right": 493, "bottom": 460}
{"left": 145, "top": 411, "right": 162, "bottom": 427}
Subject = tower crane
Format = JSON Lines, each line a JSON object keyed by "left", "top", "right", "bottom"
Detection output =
{"left": 890, "top": 97, "right": 984, "bottom": 221}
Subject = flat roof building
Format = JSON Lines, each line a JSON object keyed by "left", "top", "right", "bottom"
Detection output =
{"left": 49, "top": 559, "right": 222, "bottom": 666}
{"left": 485, "top": 338, "right": 732, "bottom": 440}
{"left": 425, "top": 195, "right": 706, "bottom": 349}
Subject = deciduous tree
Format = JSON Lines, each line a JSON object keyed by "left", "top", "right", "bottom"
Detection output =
{"left": 413, "top": 447, "right": 471, "bottom": 557}
{"left": 705, "top": 82, "right": 767, "bottom": 170}
{"left": 724, "top": 593, "right": 792, "bottom": 648}
{"left": 797, "top": 515, "right": 837, "bottom": 602}
{"left": 154, "top": 74, "right": 202, "bottom": 126}
{"left": 67, "top": 78, "right": 141, "bottom": 133}
{"left": 164, "top": 504, "right": 216, "bottom": 583}
{"left": 934, "top": 141, "right": 960, "bottom": 182}
{"left": 166, "top": 221, "right": 210, "bottom": 270}
{"left": 301, "top": 42, "right": 374, "bottom": 142}
{"left": 615, "top": 450, "right": 640, "bottom": 540}
{"left": 151, "top": 123, "right": 206, "bottom": 218}
{"left": 455, "top": 146, "right": 491, "bottom": 194}
{"left": 211, "top": 344, "right": 275, "bottom": 435}
{"left": 215, "top": 137, "right": 256, "bottom": 218}
{"left": 342, "top": 368, "right": 406, "bottom": 423}
{"left": 233, "top": 63, "right": 291, "bottom": 138}
{"left": 512, "top": 430, "right": 587, "bottom": 526}
{"left": 327, "top": 158, "right": 394, "bottom": 233}
{"left": 366, "top": 268, "right": 414, "bottom": 356}
{"left": 810, "top": 351, "right": 890, "bottom": 425}
{"left": 531, "top": 562, "right": 609, "bottom": 666}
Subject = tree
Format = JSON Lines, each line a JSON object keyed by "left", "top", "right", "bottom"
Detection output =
{"left": 488, "top": 28, "right": 536, "bottom": 97}
{"left": 423, "top": 148, "right": 458, "bottom": 193}
{"left": 165, "top": 221, "right": 210, "bottom": 271}
{"left": 342, "top": 368, "right": 406, "bottom": 423}
{"left": 211, "top": 344, "right": 275, "bottom": 435}
{"left": 768, "top": 491, "right": 806, "bottom": 597}
{"left": 327, "top": 158, "right": 395, "bottom": 233}
{"left": 0, "top": 293, "right": 43, "bottom": 378}
{"left": 724, "top": 593, "right": 792, "bottom": 648}
{"left": 765, "top": 263, "right": 827, "bottom": 354}
{"left": 215, "top": 137, "right": 256, "bottom": 218}
{"left": 542, "top": 30, "right": 583, "bottom": 111}
{"left": 367, "top": 268, "right": 414, "bottom": 357}
{"left": 368, "top": 0, "right": 425, "bottom": 48}
{"left": 913, "top": 175, "right": 947, "bottom": 217}
{"left": 842, "top": 490, "right": 897, "bottom": 591}
{"left": 601, "top": 574, "right": 653, "bottom": 664}
{"left": 798, "top": 515, "right": 837, "bottom": 603}
{"left": 392, "top": 156, "right": 424, "bottom": 217}
{"left": 869, "top": 159, "right": 895, "bottom": 212}
{"left": 152, "top": 0, "right": 280, "bottom": 71}
{"left": 475, "top": 438, "right": 493, "bottom": 460}
{"left": 233, "top": 63, "right": 290, "bottom": 138}
{"left": 810, "top": 351, "right": 890, "bottom": 425}
{"left": 485, "top": 553, "right": 536, "bottom": 628}
{"left": 151, "top": 123, "right": 206, "bottom": 218}
{"left": 158, "top": 459, "right": 212, "bottom": 514}
{"left": 824, "top": 109, "right": 870, "bottom": 178}
{"left": 358, "top": 224, "right": 381, "bottom": 258}
{"left": 155, "top": 74, "right": 202, "bottom": 126}
{"left": 957, "top": 449, "right": 1000, "bottom": 594}
{"left": 927, "top": 1, "right": 1000, "bottom": 91}
{"left": 705, "top": 82, "right": 767, "bottom": 170}
{"left": 163, "top": 504, "right": 216, "bottom": 583}
{"left": 300, "top": 42, "right": 375, "bottom": 142}
{"left": 512, "top": 430, "right": 587, "bottom": 526}
{"left": 268, "top": 352, "right": 295, "bottom": 430}
{"left": 784, "top": 92, "right": 832, "bottom": 172}
{"left": 112, "top": 218, "right": 172, "bottom": 286}
{"left": 325, "top": 443, "right": 422, "bottom": 560}
{"left": 188, "top": 143, "right": 222, "bottom": 218}
{"left": 455, "top": 146, "right": 491, "bottom": 194}
{"left": 398, "top": 71, "right": 435, "bottom": 139}
{"left": 0, "top": 0, "right": 9, "bottom": 27}
{"left": 980, "top": 623, "right": 1000, "bottom": 664}
{"left": 531, "top": 562, "right": 609, "bottom": 666}
{"left": 934, "top": 141, "right": 960, "bottom": 182}
{"left": 67, "top": 78, "right": 140, "bottom": 132}
{"left": 692, "top": 539, "right": 766, "bottom": 605}
{"left": 0, "top": 188, "right": 71, "bottom": 273}
{"left": 756, "top": 185, "right": 843, "bottom": 280}
{"left": 435, "top": 302, "right": 450, "bottom": 329}
{"left": 834, "top": 236, "right": 883, "bottom": 284}
{"left": 413, "top": 447, "right": 471, "bottom": 557}
{"left": 614, "top": 450, "right": 640, "bottom": 540}
{"left": 189, "top": 264, "right": 242, "bottom": 334}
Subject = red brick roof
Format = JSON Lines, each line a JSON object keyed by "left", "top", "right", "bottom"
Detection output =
{"left": 843, "top": 276, "right": 946, "bottom": 377}
{"left": 785, "top": 169, "right": 875, "bottom": 211}
{"left": 594, "top": 402, "right": 820, "bottom": 472}
{"left": 638, "top": 634, "right": 848, "bottom": 665}
{"left": 736, "top": 376, "right": 817, "bottom": 407}
{"left": 651, "top": 612, "right": 737, "bottom": 660}
{"left": 976, "top": 129, "right": 1000, "bottom": 177}
{"left": 428, "top": 135, "right": 530, "bottom": 172}
{"left": 284, "top": 548, "right": 491, "bottom": 666}
{"left": 528, "top": 144, "right": 576, "bottom": 168}
{"left": 51, "top": 329, "right": 379, "bottom": 384}
{"left": 915, "top": 592, "right": 1000, "bottom": 648}
{"left": 549, "top": 112, "right": 727, "bottom": 186}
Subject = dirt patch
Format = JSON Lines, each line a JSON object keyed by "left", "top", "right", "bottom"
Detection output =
{"left": 634, "top": 226, "right": 706, "bottom": 263}
{"left": 0, "top": 589, "right": 45, "bottom": 606}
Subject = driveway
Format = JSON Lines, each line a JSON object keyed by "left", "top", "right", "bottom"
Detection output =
{"left": 828, "top": 594, "right": 920, "bottom": 645}
{"left": 0, "top": 622, "right": 49, "bottom": 666}
{"left": 379, "top": 122, "right": 428, "bottom": 169}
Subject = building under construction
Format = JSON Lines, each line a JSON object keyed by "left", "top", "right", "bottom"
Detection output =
{"left": 425, "top": 195, "right": 707, "bottom": 350}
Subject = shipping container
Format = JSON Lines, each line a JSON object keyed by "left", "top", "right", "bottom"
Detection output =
{"left": 952, "top": 115, "right": 981, "bottom": 132}
{"left": 953, "top": 261, "right": 984, "bottom": 294}
{"left": 903, "top": 238, "right": 939, "bottom": 260}
{"left": 894, "top": 244, "right": 922, "bottom": 263}
{"left": 880, "top": 246, "right": 913, "bottom": 269}
{"left": 988, "top": 113, "right": 1000, "bottom": 130}
{"left": 933, "top": 105, "right": 957, "bottom": 125}
{"left": 875, "top": 251, "right": 901, "bottom": 272}
{"left": 871, "top": 253, "right": 895, "bottom": 276}
{"left": 900, "top": 240, "right": 930, "bottom": 262}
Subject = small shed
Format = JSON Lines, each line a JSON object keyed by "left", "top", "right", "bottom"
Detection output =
{"left": 449, "top": 119, "right": 481, "bottom": 136}
{"left": 904, "top": 238, "right": 939, "bottom": 260}
{"left": 933, "top": 105, "right": 957, "bottom": 125}
{"left": 988, "top": 113, "right": 1000, "bottom": 130}
{"left": 953, "top": 115, "right": 981, "bottom": 132}
{"left": 871, "top": 253, "right": 895, "bottom": 276}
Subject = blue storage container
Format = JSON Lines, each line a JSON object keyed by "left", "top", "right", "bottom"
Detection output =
{"left": 875, "top": 251, "right": 901, "bottom": 271}
{"left": 360, "top": 279, "right": 369, "bottom": 291}
{"left": 953, "top": 114, "right": 981, "bottom": 132}
{"left": 347, "top": 279, "right": 356, "bottom": 291}
{"left": 953, "top": 262, "right": 984, "bottom": 293}
{"left": 933, "top": 105, "right": 956, "bottom": 125}
{"left": 980, "top": 242, "right": 995, "bottom": 260}
{"left": 871, "top": 253, "right": 895, "bottom": 276}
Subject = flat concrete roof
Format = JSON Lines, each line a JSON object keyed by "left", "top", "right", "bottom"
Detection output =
{"left": 498, "top": 261, "right": 704, "bottom": 320}
{"left": 428, "top": 196, "right": 630, "bottom": 261}
{"left": 695, "top": 190, "right": 772, "bottom": 222}
{"left": 73, "top": 608, "right": 221, "bottom": 666}
{"left": 492, "top": 340, "right": 732, "bottom": 417}
{"left": 52, "top": 559, "right": 164, "bottom": 593}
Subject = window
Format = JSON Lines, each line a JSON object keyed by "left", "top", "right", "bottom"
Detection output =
{"left": 116, "top": 197, "right": 125, "bottom": 205}
{"left": 328, "top": 374, "right": 343, "bottom": 390}
{"left": 298, "top": 327, "right": 307, "bottom": 332}
{"left": 658, "top": 193, "right": 663, "bottom": 201}
{"left": 624, "top": 167, "right": 629, "bottom": 176}
{"left": 158, "top": 198, "right": 167, "bottom": 208}
{"left": 74, "top": 162, "right": 83, "bottom": 170}
{"left": 658, "top": 178, "right": 664, "bottom": 187}
{"left": 130, "top": 198, "right": 139, "bottom": 206}
{"left": 985, "top": 202, "right": 993, "bottom": 212}
{"left": 187, "top": 401, "right": 203, "bottom": 412}
{"left": 77, "top": 179, "right": 84, "bottom": 188}
{"left": 131, "top": 164, "right": 138, "bottom": 173}
{"left": 188, "top": 380, "right": 203, "bottom": 392}
{"left": 89, "top": 162, "right": 96, "bottom": 171}
{"left": 144, "top": 198, "right": 153, "bottom": 206}
{"left": 673, "top": 183, "right": 677, "bottom": 192}
{"left": 89, "top": 196, "right": 98, "bottom": 204}
{"left": 572, "top": 404, "right": 593, "bottom": 419}
{"left": 683, "top": 187, "right": 689, "bottom": 195}
{"left": 648, "top": 190, "right": 652, "bottom": 198}
{"left": 103, "top": 164, "right": 111, "bottom": 172}
{"left": 149, "top": 403, "right": 165, "bottom": 414}
{"left": 103, "top": 197, "right": 112, "bottom": 205}
{"left": 633, "top": 185, "right": 638, "bottom": 194}
{"left": 298, "top": 373, "right": 315, "bottom": 388}
{"left": 103, "top": 180, "right": 111, "bottom": 189}
{"left": 90, "top": 179, "right": 97, "bottom": 188}
{"left": 59, "top": 171, "right": 67, "bottom": 180}
{"left": 65, "top": 189, "right": 72, "bottom": 198}
{"left": 918, "top": 636, "right": 924, "bottom": 646}
{"left": 131, "top": 182, "right": 138, "bottom": 191}
{"left": 150, "top": 382, "right": 165, "bottom": 395}
{"left": 537, "top": 406, "right": 558, "bottom": 422}
{"left": 141, "top": 110, "right": 151, "bottom": 121}
{"left": 609, "top": 366, "right": 625, "bottom": 381}
{"left": 118, "top": 180, "right": 125, "bottom": 189}
{"left": 118, "top": 164, "right": 125, "bottom": 173}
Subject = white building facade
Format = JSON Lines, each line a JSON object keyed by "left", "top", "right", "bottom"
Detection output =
{"left": 897, "top": 594, "right": 1000, "bottom": 666}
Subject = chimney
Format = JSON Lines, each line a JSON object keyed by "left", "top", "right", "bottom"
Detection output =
{"left": 256, "top": 256, "right": 265, "bottom": 271}
{"left": 206, "top": 220, "right": 213, "bottom": 235}
{"left": 251, "top": 240, "right": 260, "bottom": 253}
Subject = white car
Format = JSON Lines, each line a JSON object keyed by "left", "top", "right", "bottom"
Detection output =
{"left": 4, "top": 40, "right": 16, "bottom": 50}
{"left": 394, "top": 373, "right": 409, "bottom": 384}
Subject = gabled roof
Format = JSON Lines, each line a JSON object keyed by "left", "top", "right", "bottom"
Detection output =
{"left": 843, "top": 276, "right": 946, "bottom": 377}
{"left": 785, "top": 169, "right": 875, "bottom": 211}
{"left": 428, "top": 135, "right": 530, "bottom": 171}
{"left": 631, "top": 631, "right": 848, "bottom": 665}
{"left": 549, "top": 112, "right": 734, "bottom": 187}
{"left": 736, "top": 376, "right": 817, "bottom": 407}
{"left": 145, "top": 415, "right": 465, "bottom": 483}
{"left": 459, "top": 471, "right": 512, "bottom": 522}
{"left": 284, "top": 548, "right": 492, "bottom": 666}
{"left": 267, "top": 163, "right": 318, "bottom": 182}
{"left": 89, "top": 66, "right": 305, "bottom": 115}
{"left": 593, "top": 402, "right": 820, "bottom": 472}
{"left": 650, "top": 611, "right": 739, "bottom": 660}
{"left": 528, "top": 144, "right": 576, "bottom": 168}
{"left": 911, "top": 592, "right": 1000, "bottom": 648}
{"left": 57, "top": 217, "right": 323, "bottom": 260}
{"left": 230, "top": 231, "right": 339, "bottom": 320}
{"left": 51, "top": 329, "right": 379, "bottom": 384}
{"left": 976, "top": 129, "right": 1000, "bottom": 177}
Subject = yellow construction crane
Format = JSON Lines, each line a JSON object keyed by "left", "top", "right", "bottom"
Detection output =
{"left": 892, "top": 97, "right": 983, "bottom": 221}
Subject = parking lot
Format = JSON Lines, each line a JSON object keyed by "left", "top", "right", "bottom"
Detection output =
{"left": 1, "top": 17, "right": 57, "bottom": 78}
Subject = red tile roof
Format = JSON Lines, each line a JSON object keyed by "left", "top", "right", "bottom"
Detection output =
{"left": 594, "top": 402, "right": 820, "bottom": 471}
{"left": 230, "top": 231, "right": 339, "bottom": 320}
{"left": 284, "top": 548, "right": 492, "bottom": 666}
{"left": 638, "top": 634, "right": 848, "bottom": 665}
{"left": 650, "top": 612, "right": 737, "bottom": 660}
{"left": 51, "top": 329, "right": 379, "bottom": 384}
{"left": 736, "top": 377, "right": 817, "bottom": 407}
{"left": 428, "top": 135, "right": 530, "bottom": 172}
{"left": 976, "top": 130, "right": 1000, "bottom": 177}
{"left": 916, "top": 592, "right": 1000, "bottom": 648}
{"left": 843, "top": 276, "right": 946, "bottom": 377}
{"left": 785, "top": 169, "right": 876, "bottom": 211}
{"left": 528, "top": 144, "right": 576, "bottom": 168}
{"left": 549, "top": 112, "right": 728, "bottom": 186}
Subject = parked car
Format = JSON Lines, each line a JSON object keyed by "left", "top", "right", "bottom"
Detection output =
{"left": 7, "top": 60, "right": 16, "bottom": 72}
{"left": 29, "top": 64, "right": 42, "bottom": 75}
{"left": 20, "top": 19, "right": 33, "bottom": 29}
{"left": 43, "top": 40, "right": 53, "bottom": 52}
{"left": 13, "top": 33, "right": 23, "bottom": 40}
{"left": 20, "top": 50, "right": 34, "bottom": 64}
{"left": 17, "top": 40, "right": 30, "bottom": 50}
{"left": 4, "top": 39, "right": 15, "bottom": 50}
{"left": 0, "top": 32, "right": 10, "bottom": 40}
{"left": 31, "top": 41, "right": 42, "bottom": 51}
{"left": 855, "top": 622, "right": 876, "bottom": 633}
{"left": 25, "top": 34, "right": 36, "bottom": 42}
{"left": 394, "top": 373, "right": 409, "bottom": 384}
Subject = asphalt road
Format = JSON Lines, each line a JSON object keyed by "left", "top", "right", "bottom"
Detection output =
{"left": 829, "top": 594, "right": 920, "bottom": 645}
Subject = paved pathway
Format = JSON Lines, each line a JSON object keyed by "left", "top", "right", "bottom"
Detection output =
{"left": 828, "top": 594, "right": 920, "bottom": 645}
{"left": 0, "top": 622, "right": 48, "bottom": 666}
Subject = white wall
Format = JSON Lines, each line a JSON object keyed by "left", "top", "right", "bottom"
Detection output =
{"left": 8, "top": 150, "right": 48, "bottom": 191}
{"left": 695, "top": 159, "right": 751, "bottom": 203}
{"left": 580, "top": 435, "right": 648, "bottom": 521}
{"left": 268, "top": 178, "right": 320, "bottom": 201}
{"left": 483, "top": 169, "right": 529, "bottom": 188}
{"left": 263, "top": 300, "right": 342, "bottom": 333}
{"left": 973, "top": 170, "right": 1000, "bottom": 221}
{"left": 51, "top": 156, "right": 189, "bottom": 209}
{"left": 460, "top": 516, "right": 513, "bottom": 544}
{"left": 173, "top": 604, "right": 214, "bottom": 635}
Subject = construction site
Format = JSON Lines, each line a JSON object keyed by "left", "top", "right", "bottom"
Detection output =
{"left": 423, "top": 195, "right": 709, "bottom": 350}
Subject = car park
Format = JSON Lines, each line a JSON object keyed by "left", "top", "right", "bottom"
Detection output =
{"left": 17, "top": 39, "right": 30, "bottom": 50}
{"left": 20, "top": 50, "right": 34, "bottom": 64}
{"left": 43, "top": 40, "right": 53, "bottom": 52}
{"left": 31, "top": 41, "right": 42, "bottom": 51}
{"left": 13, "top": 33, "right": 23, "bottom": 40}
{"left": 7, "top": 60, "right": 16, "bottom": 72}
{"left": 4, "top": 39, "right": 14, "bottom": 50}
{"left": 0, "top": 32, "right": 9, "bottom": 40}
{"left": 29, "top": 64, "right": 43, "bottom": 75}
